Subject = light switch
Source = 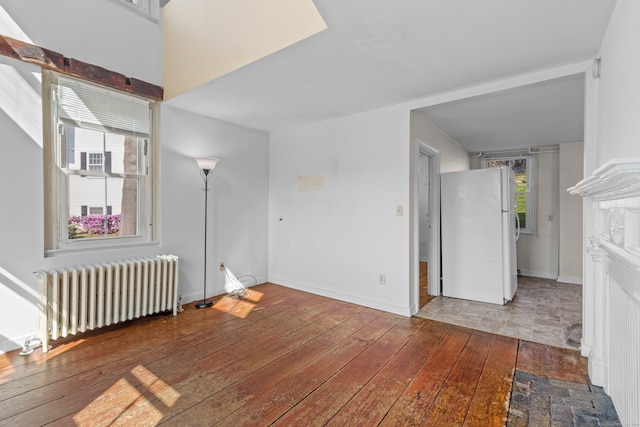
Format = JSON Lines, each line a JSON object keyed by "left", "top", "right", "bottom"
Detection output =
{"left": 396, "top": 205, "right": 403, "bottom": 217}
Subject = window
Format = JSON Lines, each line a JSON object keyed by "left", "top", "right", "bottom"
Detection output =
{"left": 43, "top": 71, "right": 159, "bottom": 253}
{"left": 482, "top": 155, "right": 537, "bottom": 235}
{"left": 88, "top": 153, "right": 104, "bottom": 171}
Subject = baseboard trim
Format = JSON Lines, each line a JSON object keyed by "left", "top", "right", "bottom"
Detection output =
{"left": 588, "top": 351, "right": 606, "bottom": 388}
{"left": 0, "top": 335, "right": 29, "bottom": 354}
{"left": 182, "top": 275, "right": 268, "bottom": 305}
{"left": 518, "top": 270, "right": 558, "bottom": 280}
{"left": 268, "top": 275, "right": 412, "bottom": 317}
{"left": 557, "top": 275, "right": 583, "bottom": 285}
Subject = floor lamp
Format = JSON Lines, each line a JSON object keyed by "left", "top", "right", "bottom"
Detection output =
{"left": 194, "top": 157, "right": 220, "bottom": 309}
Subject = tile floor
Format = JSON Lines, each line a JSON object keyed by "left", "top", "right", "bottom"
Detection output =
{"left": 416, "top": 276, "right": 583, "bottom": 350}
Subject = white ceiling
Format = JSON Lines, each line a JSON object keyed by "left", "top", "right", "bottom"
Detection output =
{"left": 164, "top": 0, "right": 616, "bottom": 151}
{"left": 415, "top": 74, "right": 586, "bottom": 152}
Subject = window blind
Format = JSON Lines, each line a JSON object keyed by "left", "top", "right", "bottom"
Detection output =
{"left": 55, "top": 76, "right": 150, "bottom": 137}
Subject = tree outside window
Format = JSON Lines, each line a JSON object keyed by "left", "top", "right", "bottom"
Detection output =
{"left": 44, "top": 71, "right": 158, "bottom": 252}
{"left": 484, "top": 156, "right": 536, "bottom": 234}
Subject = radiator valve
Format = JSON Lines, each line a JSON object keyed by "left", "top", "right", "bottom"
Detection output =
{"left": 19, "top": 336, "right": 43, "bottom": 356}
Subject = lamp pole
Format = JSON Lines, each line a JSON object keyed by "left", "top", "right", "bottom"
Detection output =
{"left": 196, "top": 168, "right": 213, "bottom": 308}
{"left": 194, "top": 157, "right": 219, "bottom": 309}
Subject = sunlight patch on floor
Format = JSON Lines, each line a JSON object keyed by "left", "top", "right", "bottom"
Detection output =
{"left": 213, "top": 289, "right": 264, "bottom": 319}
{"left": 73, "top": 365, "right": 181, "bottom": 426}
{"left": 73, "top": 378, "right": 148, "bottom": 426}
{"left": 131, "top": 365, "right": 181, "bottom": 407}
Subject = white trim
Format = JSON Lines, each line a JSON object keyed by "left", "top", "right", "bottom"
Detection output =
{"left": 269, "top": 275, "right": 412, "bottom": 317}
{"left": 418, "top": 141, "right": 441, "bottom": 298}
{"left": 518, "top": 270, "right": 558, "bottom": 280}
{"left": 581, "top": 68, "right": 600, "bottom": 387}
{"left": 402, "top": 61, "right": 592, "bottom": 111}
{"left": 410, "top": 139, "right": 441, "bottom": 315}
{"left": 0, "top": 334, "right": 32, "bottom": 355}
{"left": 557, "top": 275, "right": 583, "bottom": 285}
{"left": 181, "top": 275, "right": 269, "bottom": 304}
{"left": 568, "top": 157, "right": 640, "bottom": 200}
{"left": 573, "top": 158, "right": 640, "bottom": 396}
{"left": 588, "top": 352, "right": 606, "bottom": 387}
{"left": 402, "top": 60, "right": 593, "bottom": 110}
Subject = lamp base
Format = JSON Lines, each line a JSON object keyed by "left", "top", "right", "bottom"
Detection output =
{"left": 195, "top": 300, "right": 213, "bottom": 309}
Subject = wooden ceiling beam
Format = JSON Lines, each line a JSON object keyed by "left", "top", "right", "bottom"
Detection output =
{"left": 0, "top": 33, "right": 163, "bottom": 101}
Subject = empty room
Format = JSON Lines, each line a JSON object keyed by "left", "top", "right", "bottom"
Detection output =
{"left": 1, "top": 0, "right": 639, "bottom": 425}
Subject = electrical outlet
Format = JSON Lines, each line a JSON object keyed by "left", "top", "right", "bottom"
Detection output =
{"left": 219, "top": 262, "right": 225, "bottom": 271}
{"left": 378, "top": 273, "right": 386, "bottom": 284}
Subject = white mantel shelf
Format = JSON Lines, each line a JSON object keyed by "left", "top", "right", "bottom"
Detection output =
{"left": 569, "top": 158, "right": 640, "bottom": 200}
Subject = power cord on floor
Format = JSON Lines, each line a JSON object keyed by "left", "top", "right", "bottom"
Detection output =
{"left": 222, "top": 265, "right": 257, "bottom": 298}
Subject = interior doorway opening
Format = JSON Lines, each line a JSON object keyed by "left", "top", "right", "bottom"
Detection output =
{"left": 414, "top": 139, "right": 440, "bottom": 311}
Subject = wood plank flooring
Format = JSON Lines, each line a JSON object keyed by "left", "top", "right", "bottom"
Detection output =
{"left": 0, "top": 283, "right": 585, "bottom": 426}
{"left": 419, "top": 261, "right": 434, "bottom": 308}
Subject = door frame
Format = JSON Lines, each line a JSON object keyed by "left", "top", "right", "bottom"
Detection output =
{"left": 412, "top": 138, "right": 441, "bottom": 312}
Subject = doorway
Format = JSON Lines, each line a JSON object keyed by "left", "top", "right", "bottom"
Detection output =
{"left": 414, "top": 139, "right": 440, "bottom": 310}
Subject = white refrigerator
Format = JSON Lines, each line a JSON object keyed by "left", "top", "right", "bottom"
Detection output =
{"left": 441, "top": 167, "right": 518, "bottom": 305}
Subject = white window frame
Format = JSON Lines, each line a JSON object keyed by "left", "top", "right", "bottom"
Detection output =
{"left": 43, "top": 71, "right": 160, "bottom": 255}
{"left": 482, "top": 154, "right": 537, "bottom": 235}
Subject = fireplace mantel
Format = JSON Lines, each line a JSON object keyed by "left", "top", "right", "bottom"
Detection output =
{"left": 568, "top": 158, "right": 640, "bottom": 426}
{"left": 569, "top": 158, "right": 640, "bottom": 300}
{"left": 569, "top": 158, "right": 640, "bottom": 200}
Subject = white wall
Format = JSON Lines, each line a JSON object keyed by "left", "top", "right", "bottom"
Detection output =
{"left": 0, "top": 0, "right": 162, "bottom": 353}
{"left": 0, "top": 56, "right": 44, "bottom": 354}
{"left": 597, "top": 0, "right": 640, "bottom": 163}
{"left": 515, "top": 151, "right": 559, "bottom": 279}
{"left": 558, "top": 141, "right": 584, "bottom": 284}
{"left": 408, "top": 111, "right": 469, "bottom": 306}
{"left": 0, "top": 1, "right": 269, "bottom": 353}
{"left": 267, "top": 107, "right": 471, "bottom": 316}
{"left": 268, "top": 106, "right": 413, "bottom": 315}
{"left": 0, "top": 0, "right": 162, "bottom": 86}
{"left": 161, "top": 106, "right": 269, "bottom": 302}
{"left": 410, "top": 112, "right": 470, "bottom": 173}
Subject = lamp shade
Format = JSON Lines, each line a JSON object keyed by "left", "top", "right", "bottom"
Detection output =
{"left": 195, "top": 157, "right": 220, "bottom": 171}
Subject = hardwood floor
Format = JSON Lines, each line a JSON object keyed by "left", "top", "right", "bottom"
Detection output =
{"left": 0, "top": 283, "right": 585, "bottom": 426}
{"left": 419, "top": 261, "right": 435, "bottom": 309}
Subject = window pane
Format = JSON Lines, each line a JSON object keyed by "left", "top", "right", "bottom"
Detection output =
{"left": 67, "top": 176, "right": 138, "bottom": 239}
{"left": 486, "top": 157, "right": 530, "bottom": 231}
{"left": 115, "top": 178, "right": 139, "bottom": 237}
{"left": 45, "top": 71, "right": 156, "bottom": 252}
{"left": 512, "top": 159, "right": 528, "bottom": 191}
{"left": 516, "top": 193, "right": 527, "bottom": 229}
{"left": 64, "top": 127, "right": 146, "bottom": 175}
